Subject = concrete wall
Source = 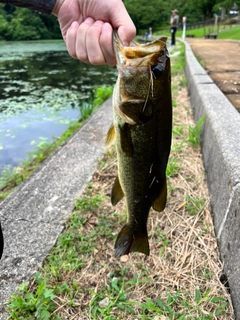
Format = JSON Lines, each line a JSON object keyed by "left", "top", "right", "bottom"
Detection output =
{"left": 185, "top": 41, "right": 240, "bottom": 318}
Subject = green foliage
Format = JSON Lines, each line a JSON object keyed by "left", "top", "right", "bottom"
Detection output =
{"left": 187, "top": 115, "right": 207, "bottom": 147}
{"left": 0, "top": 165, "right": 14, "bottom": 190}
{"left": 8, "top": 272, "right": 57, "bottom": 320}
{"left": 166, "top": 157, "right": 180, "bottom": 178}
{"left": 124, "top": 0, "right": 170, "bottom": 33}
{"left": 188, "top": 0, "right": 219, "bottom": 20}
{"left": 0, "top": 4, "right": 61, "bottom": 40}
{"left": 80, "top": 86, "right": 113, "bottom": 121}
{"left": 87, "top": 273, "right": 152, "bottom": 319}
{"left": 75, "top": 194, "right": 104, "bottom": 211}
{"left": 140, "top": 289, "right": 229, "bottom": 319}
{"left": 88, "top": 277, "right": 136, "bottom": 318}
{"left": 1, "top": 1, "right": 239, "bottom": 40}
{"left": 171, "top": 48, "right": 186, "bottom": 75}
{"left": 93, "top": 87, "right": 113, "bottom": 110}
{"left": 217, "top": 25, "right": 240, "bottom": 40}
{"left": 185, "top": 195, "right": 206, "bottom": 215}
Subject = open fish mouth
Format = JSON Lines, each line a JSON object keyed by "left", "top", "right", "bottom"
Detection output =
{"left": 113, "top": 31, "right": 168, "bottom": 69}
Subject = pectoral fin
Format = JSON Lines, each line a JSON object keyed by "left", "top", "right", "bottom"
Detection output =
{"left": 152, "top": 177, "right": 167, "bottom": 212}
{"left": 111, "top": 176, "right": 124, "bottom": 206}
{"left": 119, "top": 100, "right": 145, "bottom": 125}
{"left": 105, "top": 123, "right": 115, "bottom": 147}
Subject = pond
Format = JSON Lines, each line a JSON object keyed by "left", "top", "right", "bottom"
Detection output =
{"left": 0, "top": 41, "right": 117, "bottom": 175}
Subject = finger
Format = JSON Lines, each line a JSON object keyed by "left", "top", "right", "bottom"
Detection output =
{"left": 117, "top": 25, "right": 136, "bottom": 47}
{"left": 100, "top": 23, "right": 116, "bottom": 66}
{"left": 110, "top": 2, "right": 136, "bottom": 46}
{"left": 86, "top": 20, "right": 106, "bottom": 65}
{"left": 65, "top": 21, "right": 79, "bottom": 59}
{"left": 75, "top": 17, "right": 95, "bottom": 63}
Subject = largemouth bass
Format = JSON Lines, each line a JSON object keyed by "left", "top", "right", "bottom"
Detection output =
{"left": 106, "top": 32, "right": 172, "bottom": 257}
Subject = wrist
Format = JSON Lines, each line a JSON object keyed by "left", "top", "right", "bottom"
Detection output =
{"left": 52, "top": 0, "right": 65, "bottom": 16}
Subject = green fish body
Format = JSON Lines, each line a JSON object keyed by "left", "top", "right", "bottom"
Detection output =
{"left": 106, "top": 32, "right": 172, "bottom": 257}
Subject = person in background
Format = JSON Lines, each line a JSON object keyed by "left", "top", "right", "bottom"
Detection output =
{"left": 0, "top": 0, "right": 136, "bottom": 260}
{"left": 170, "top": 9, "right": 179, "bottom": 46}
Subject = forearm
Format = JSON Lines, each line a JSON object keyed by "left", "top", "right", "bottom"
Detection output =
{"left": 0, "top": 0, "right": 57, "bottom": 14}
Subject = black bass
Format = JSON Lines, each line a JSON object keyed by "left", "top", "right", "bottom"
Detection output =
{"left": 106, "top": 32, "right": 172, "bottom": 257}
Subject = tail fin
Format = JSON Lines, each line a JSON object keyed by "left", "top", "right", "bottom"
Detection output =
{"left": 114, "top": 225, "right": 149, "bottom": 257}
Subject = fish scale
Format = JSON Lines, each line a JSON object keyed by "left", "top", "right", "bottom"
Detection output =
{"left": 106, "top": 31, "right": 172, "bottom": 257}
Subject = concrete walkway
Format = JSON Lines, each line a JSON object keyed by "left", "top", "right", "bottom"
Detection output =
{"left": 185, "top": 38, "right": 240, "bottom": 112}
{"left": 184, "top": 38, "right": 240, "bottom": 319}
{"left": 0, "top": 99, "right": 113, "bottom": 319}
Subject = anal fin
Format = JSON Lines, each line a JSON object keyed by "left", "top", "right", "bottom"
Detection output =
{"left": 111, "top": 176, "right": 124, "bottom": 206}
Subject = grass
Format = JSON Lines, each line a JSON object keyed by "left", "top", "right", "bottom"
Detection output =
{"left": 6, "top": 41, "right": 234, "bottom": 319}
{"left": 0, "top": 86, "right": 113, "bottom": 200}
{"left": 158, "top": 24, "right": 240, "bottom": 40}
{"left": 187, "top": 115, "right": 207, "bottom": 147}
{"left": 217, "top": 25, "right": 240, "bottom": 40}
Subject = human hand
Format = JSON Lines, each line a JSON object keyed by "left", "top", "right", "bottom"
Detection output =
{"left": 53, "top": 0, "right": 136, "bottom": 66}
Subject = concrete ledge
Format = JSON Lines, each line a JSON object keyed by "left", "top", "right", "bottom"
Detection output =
{"left": 185, "top": 41, "right": 240, "bottom": 319}
{"left": 0, "top": 99, "right": 113, "bottom": 319}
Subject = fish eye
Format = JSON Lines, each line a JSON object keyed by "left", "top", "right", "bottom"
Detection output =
{"left": 151, "top": 64, "right": 164, "bottom": 79}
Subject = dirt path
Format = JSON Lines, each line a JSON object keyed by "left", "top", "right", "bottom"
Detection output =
{"left": 185, "top": 38, "right": 240, "bottom": 112}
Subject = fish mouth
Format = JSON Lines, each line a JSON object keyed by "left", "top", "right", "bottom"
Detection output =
{"left": 113, "top": 31, "right": 168, "bottom": 69}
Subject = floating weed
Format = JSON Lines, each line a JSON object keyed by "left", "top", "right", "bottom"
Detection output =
{"left": 0, "top": 86, "right": 113, "bottom": 200}
{"left": 187, "top": 115, "right": 207, "bottom": 147}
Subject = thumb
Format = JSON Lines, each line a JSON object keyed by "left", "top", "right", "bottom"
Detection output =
{"left": 117, "top": 24, "right": 136, "bottom": 46}
{"left": 110, "top": 3, "right": 136, "bottom": 46}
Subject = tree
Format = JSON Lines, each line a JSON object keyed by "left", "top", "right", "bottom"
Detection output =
{"left": 124, "top": 0, "right": 170, "bottom": 33}
{"left": 0, "top": 4, "right": 61, "bottom": 40}
{"left": 187, "top": 0, "right": 219, "bottom": 20}
{"left": 0, "top": 6, "right": 8, "bottom": 40}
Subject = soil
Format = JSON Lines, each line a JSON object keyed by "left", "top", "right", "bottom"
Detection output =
{"left": 185, "top": 38, "right": 240, "bottom": 112}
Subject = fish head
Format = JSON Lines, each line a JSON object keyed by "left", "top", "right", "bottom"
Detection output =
{"left": 113, "top": 31, "right": 171, "bottom": 121}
